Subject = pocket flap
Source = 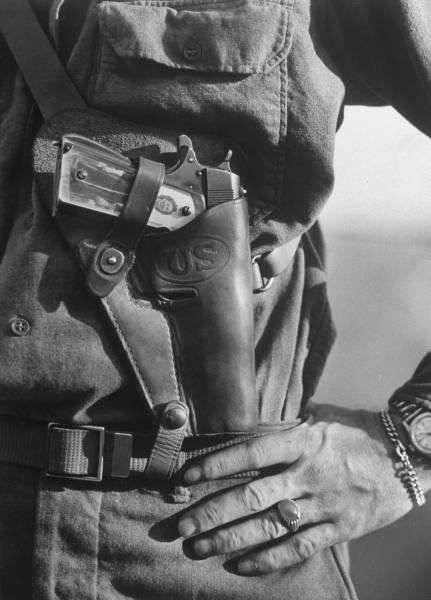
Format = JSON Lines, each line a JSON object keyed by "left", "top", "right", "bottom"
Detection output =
{"left": 97, "top": 0, "right": 293, "bottom": 74}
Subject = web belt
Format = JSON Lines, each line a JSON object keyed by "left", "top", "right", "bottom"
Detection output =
{"left": 0, "top": 416, "right": 302, "bottom": 482}
{"left": 0, "top": 417, "right": 302, "bottom": 483}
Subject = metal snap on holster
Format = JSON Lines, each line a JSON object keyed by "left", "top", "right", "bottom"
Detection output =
{"left": 144, "top": 402, "right": 189, "bottom": 480}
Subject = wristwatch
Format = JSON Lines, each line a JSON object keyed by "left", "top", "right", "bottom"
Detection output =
{"left": 389, "top": 397, "right": 431, "bottom": 458}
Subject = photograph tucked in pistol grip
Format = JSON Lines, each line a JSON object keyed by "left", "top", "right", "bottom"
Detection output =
{"left": 34, "top": 115, "right": 257, "bottom": 438}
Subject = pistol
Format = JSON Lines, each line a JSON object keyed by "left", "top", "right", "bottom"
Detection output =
{"left": 53, "top": 134, "right": 242, "bottom": 231}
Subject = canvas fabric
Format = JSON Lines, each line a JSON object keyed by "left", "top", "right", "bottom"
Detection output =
{"left": 0, "top": 461, "right": 358, "bottom": 600}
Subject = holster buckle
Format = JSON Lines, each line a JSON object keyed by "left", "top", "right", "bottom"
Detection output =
{"left": 45, "top": 423, "right": 105, "bottom": 482}
{"left": 252, "top": 254, "right": 274, "bottom": 292}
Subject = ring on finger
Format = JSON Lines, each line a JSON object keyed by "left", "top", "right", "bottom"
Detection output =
{"left": 276, "top": 498, "right": 301, "bottom": 533}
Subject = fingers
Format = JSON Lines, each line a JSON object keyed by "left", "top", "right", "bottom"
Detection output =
{"left": 183, "top": 426, "right": 308, "bottom": 484}
{"left": 192, "top": 498, "right": 318, "bottom": 559}
{"left": 178, "top": 473, "right": 301, "bottom": 538}
{"left": 237, "top": 523, "right": 336, "bottom": 575}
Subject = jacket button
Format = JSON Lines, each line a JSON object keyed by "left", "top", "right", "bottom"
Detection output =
{"left": 10, "top": 317, "right": 31, "bottom": 336}
{"left": 183, "top": 41, "right": 202, "bottom": 62}
{"left": 162, "top": 404, "right": 188, "bottom": 430}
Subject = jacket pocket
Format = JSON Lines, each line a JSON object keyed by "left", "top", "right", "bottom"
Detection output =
{"left": 97, "top": 0, "right": 293, "bottom": 75}
{"left": 91, "top": 0, "right": 293, "bottom": 120}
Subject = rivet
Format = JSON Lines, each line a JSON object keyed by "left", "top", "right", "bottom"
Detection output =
{"left": 99, "top": 247, "right": 126, "bottom": 275}
{"left": 187, "top": 157, "right": 194, "bottom": 163}
{"left": 9, "top": 317, "right": 31, "bottom": 337}
{"left": 76, "top": 170, "right": 88, "bottom": 181}
{"left": 162, "top": 405, "right": 188, "bottom": 430}
{"left": 182, "top": 206, "right": 192, "bottom": 216}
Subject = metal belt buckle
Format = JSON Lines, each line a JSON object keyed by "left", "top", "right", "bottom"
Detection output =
{"left": 45, "top": 423, "right": 105, "bottom": 482}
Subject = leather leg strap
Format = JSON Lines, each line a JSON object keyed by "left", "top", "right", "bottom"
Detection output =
{"left": 144, "top": 402, "right": 189, "bottom": 480}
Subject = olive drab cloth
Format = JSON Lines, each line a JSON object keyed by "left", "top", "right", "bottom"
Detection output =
{"left": 0, "top": 0, "right": 431, "bottom": 598}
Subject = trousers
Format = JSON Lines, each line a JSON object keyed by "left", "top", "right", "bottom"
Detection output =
{"left": 0, "top": 462, "right": 358, "bottom": 599}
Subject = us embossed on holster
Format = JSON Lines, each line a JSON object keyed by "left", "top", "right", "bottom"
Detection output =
{"left": 135, "top": 196, "right": 256, "bottom": 433}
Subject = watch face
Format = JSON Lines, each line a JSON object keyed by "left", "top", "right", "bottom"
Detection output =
{"left": 411, "top": 413, "right": 431, "bottom": 456}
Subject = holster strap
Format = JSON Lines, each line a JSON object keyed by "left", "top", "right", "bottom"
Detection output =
{"left": 84, "top": 156, "right": 165, "bottom": 297}
{"left": 144, "top": 402, "right": 189, "bottom": 480}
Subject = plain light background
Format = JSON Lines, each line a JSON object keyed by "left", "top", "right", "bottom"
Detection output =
{"left": 318, "top": 106, "right": 431, "bottom": 600}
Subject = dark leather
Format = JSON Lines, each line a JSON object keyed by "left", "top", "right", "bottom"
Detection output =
{"left": 33, "top": 109, "right": 257, "bottom": 434}
{"left": 135, "top": 197, "right": 257, "bottom": 432}
{"left": 144, "top": 402, "right": 189, "bottom": 480}
{"left": 101, "top": 278, "right": 185, "bottom": 413}
{"left": 83, "top": 156, "right": 165, "bottom": 297}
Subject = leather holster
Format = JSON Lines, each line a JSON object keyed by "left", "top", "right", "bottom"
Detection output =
{"left": 33, "top": 108, "right": 257, "bottom": 433}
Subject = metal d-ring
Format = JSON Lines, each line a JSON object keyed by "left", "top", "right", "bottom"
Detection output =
{"left": 252, "top": 254, "right": 274, "bottom": 293}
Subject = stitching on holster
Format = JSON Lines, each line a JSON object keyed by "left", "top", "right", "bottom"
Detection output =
{"left": 103, "top": 294, "right": 155, "bottom": 407}
{"left": 125, "top": 280, "right": 182, "bottom": 405}
{"left": 161, "top": 314, "right": 183, "bottom": 405}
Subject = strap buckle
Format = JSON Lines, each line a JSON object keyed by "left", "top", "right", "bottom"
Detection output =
{"left": 45, "top": 423, "right": 105, "bottom": 482}
{"left": 252, "top": 238, "right": 302, "bottom": 293}
{"left": 252, "top": 254, "right": 274, "bottom": 293}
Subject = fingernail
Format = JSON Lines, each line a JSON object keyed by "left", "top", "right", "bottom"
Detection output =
{"left": 183, "top": 466, "right": 203, "bottom": 484}
{"left": 193, "top": 538, "right": 214, "bottom": 557}
{"left": 237, "top": 560, "right": 258, "bottom": 575}
{"left": 178, "top": 517, "right": 200, "bottom": 538}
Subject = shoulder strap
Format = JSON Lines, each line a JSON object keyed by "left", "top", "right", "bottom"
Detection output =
{"left": 49, "top": 0, "right": 90, "bottom": 64}
{"left": 0, "top": 0, "right": 87, "bottom": 120}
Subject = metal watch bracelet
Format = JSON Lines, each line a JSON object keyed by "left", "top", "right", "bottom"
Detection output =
{"left": 379, "top": 410, "right": 426, "bottom": 507}
{"left": 389, "top": 396, "right": 431, "bottom": 425}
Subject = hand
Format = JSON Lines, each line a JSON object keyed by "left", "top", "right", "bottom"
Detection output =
{"left": 177, "top": 404, "right": 416, "bottom": 575}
